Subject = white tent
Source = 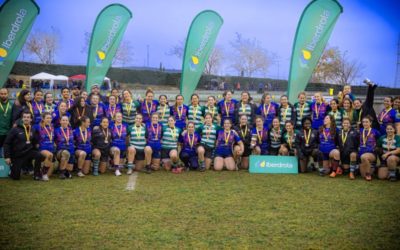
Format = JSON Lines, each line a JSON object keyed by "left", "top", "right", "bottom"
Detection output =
{"left": 30, "top": 72, "right": 56, "bottom": 89}
{"left": 53, "top": 75, "right": 69, "bottom": 89}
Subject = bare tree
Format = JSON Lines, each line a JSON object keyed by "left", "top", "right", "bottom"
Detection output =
{"left": 81, "top": 31, "right": 134, "bottom": 67}
{"left": 204, "top": 46, "right": 224, "bottom": 75}
{"left": 23, "top": 27, "right": 60, "bottom": 64}
{"left": 312, "top": 46, "right": 365, "bottom": 85}
{"left": 336, "top": 51, "right": 365, "bottom": 85}
{"left": 167, "top": 40, "right": 224, "bottom": 75}
{"left": 166, "top": 40, "right": 185, "bottom": 59}
{"left": 229, "top": 32, "right": 272, "bottom": 77}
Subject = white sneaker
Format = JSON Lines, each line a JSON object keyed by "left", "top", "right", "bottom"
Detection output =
{"left": 115, "top": 169, "right": 122, "bottom": 176}
{"left": 127, "top": 169, "right": 133, "bottom": 175}
{"left": 42, "top": 174, "right": 49, "bottom": 181}
{"left": 77, "top": 171, "right": 85, "bottom": 177}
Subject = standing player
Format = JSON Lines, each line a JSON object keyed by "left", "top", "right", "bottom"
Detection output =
{"left": 256, "top": 93, "right": 278, "bottom": 128}
{"left": 188, "top": 94, "right": 204, "bottom": 130}
{"left": 294, "top": 92, "right": 311, "bottom": 130}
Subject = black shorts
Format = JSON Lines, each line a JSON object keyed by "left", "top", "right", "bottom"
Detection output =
{"left": 299, "top": 148, "right": 319, "bottom": 160}
{"left": 242, "top": 144, "right": 252, "bottom": 157}
{"left": 98, "top": 148, "right": 110, "bottom": 162}
{"left": 135, "top": 149, "right": 145, "bottom": 161}
{"left": 161, "top": 148, "right": 176, "bottom": 159}
{"left": 340, "top": 150, "right": 356, "bottom": 165}
{"left": 269, "top": 147, "right": 280, "bottom": 156}
{"left": 201, "top": 144, "right": 214, "bottom": 159}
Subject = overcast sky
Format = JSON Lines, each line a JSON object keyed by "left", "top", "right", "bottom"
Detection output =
{"left": 3, "top": 0, "right": 400, "bottom": 87}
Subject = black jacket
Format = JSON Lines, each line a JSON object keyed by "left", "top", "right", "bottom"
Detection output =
{"left": 3, "top": 124, "right": 38, "bottom": 158}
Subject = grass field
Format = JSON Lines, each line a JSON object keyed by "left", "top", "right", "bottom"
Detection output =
{"left": 1, "top": 171, "right": 399, "bottom": 249}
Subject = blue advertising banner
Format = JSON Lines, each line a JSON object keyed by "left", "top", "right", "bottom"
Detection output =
{"left": 249, "top": 155, "right": 298, "bottom": 174}
{"left": 0, "top": 158, "right": 10, "bottom": 177}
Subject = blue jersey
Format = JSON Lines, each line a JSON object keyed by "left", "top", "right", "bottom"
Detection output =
{"left": 215, "top": 129, "right": 241, "bottom": 156}
{"left": 91, "top": 103, "right": 106, "bottom": 127}
{"left": 217, "top": 99, "right": 238, "bottom": 126}
{"left": 311, "top": 101, "right": 328, "bottom": 129}
{"left": 359, "top": 128, "right": 380, "bottom": 155}
{"left": 32, "top": 101, "right": 44, "bottom": 125}
{"left": 146, "top": 122, "right": 163, "bottom": 150}
{"left": 140, "top": 100, "right": 159, "bottom": 123}
{"left": 54, "top": 126, "right": 74, "bottom": 153}
{"left": 73, "top": 127, "right": 92, "bottom": 153}
{"left": 179, "top": 131, "right": 201, "bottom": 154}
{"left": 33, "top": 124, "right": 55, "bottom": 152}
{"left": 251, "top": 127, "right": 269, "bottom": 152}
{"left": 318, "top": 127, "right": 337, "bottom": 153}
{"left": 377, "top": 108, "right": 397, "bottom": 135}
{"left": 110, "top": 123, "right": 128, "bottom": 151}
{"left": 170, "top": 105, "right": 188, "bottom": 130}
{"left": 256, "top": 102, "right": 279, "bottom": 128}
{"left": 52, "top": 111, "right": 71, "bottom": 128}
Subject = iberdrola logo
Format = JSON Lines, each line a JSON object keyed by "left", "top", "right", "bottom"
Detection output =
{"left": 190, "top": 56, "right": 199, "bottom": 71}
{"left": 0, "top": 48, "right": 7, "bottom": 66}
{"left": 256, "top": 160, "right": 267, "bottom": 168}
{"left": 299, "top": 49, "right": 312, "bottom": 68}
{"left": 96, "top": 50, "right": 106, "bottom": 65}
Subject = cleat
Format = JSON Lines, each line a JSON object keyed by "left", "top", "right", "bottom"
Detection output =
{"left": 42, "top": 174, "right": 49, "bottom": 181}
{"left": 365, "top": 175, "right": 372, "bottom": 181}
{"left": 329, "top": 171, "right": 337, "bottom": 178}
{"left": 77, "top": 171, "right": 85, "bottom": 177}
{"left": 349, "top": 172, "right": 355, "bottom": 180}
{"left": 127, "top": 169, "right": 133, "bottom": 175}
{"left": 115, "top": 169, "right": 122, "bottom": 176}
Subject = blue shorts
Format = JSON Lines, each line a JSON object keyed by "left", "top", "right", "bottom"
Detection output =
{"left": 215, "top": 148, "right": 233, "bottom": 158}
{"left": 148, "top": 142, "right": 161, "bottom": 159}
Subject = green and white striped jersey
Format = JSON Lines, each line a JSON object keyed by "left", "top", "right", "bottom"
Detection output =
{"left": 237, "top": 102, "right": 253, "bottom": 124}
{"left": 156, "top": 104, "right": 171, "bottom": 128}
{"left": 328, "top": 109, "right": 344, "bottom": 130}
{"left": 127, "top": 124, "right": 146, "bottom": 150}
{"left": 204, "top": 105, "right": 219, "bottom": 124}
{"left": 294, "top": 102, "right": 311, "bottom": 128}
{"left": 188, "top": 105, "right": 204, "bottom": 129}
{"left": 197, "top": 123, "right": 221, "bottom": 148}
{"left": 122, "top": 101, "right": 140, "bottom": 126}
{"left": 161, "top": 126, "right": 181, "bottom": 149}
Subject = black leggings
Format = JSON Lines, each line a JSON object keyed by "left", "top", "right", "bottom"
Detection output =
{"left": 179, "top": 151, "right": 198, "bottom": 169}
{"left": 10, "top": 150, "right": 45, "bottom": 180}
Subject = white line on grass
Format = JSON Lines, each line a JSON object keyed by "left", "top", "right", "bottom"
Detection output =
{"left": 126, "top": 172, "right": 138, "bottom": 191}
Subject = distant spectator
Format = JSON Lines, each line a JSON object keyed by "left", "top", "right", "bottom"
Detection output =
{"left": 236, "top": 82, "right": 241, "bottom": 91}
{"left": 258, "top": 82, "right": 264, "bottom": 94}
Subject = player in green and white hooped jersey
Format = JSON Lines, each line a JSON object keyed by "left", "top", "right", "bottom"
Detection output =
{"left": 294, "top": 91, "right": 311, "bottom": 130}
{"left": 161, "top": 116, "right": 181, "bottom": 171}
{"left": 127, "top": 114, "right": 146, "bottom": 173}
{"left": 157, "top": 95, "right": 170, "bottom": 128}
{"left": 328, "top": 99, "right": 344, "bottom": 130}
{"left": 204, "top": 96, "right": 220, "bottom": 125}
{"left": 197, "top": 113, "right": 221, "bottom": 170}
{"left": 233, "top": 114, "right": 252, "bottom": 170}
{"left": 281, "top": 120, "right": 297, "bottom": 156}
{"left": 377, "top": 123, "right": 400, "bottom": 181}
{"left": 188, "top": 94, "right": 204, "bottom": 130}
{"left": 121, "top": 89, "right": 140, "bottom": 126}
